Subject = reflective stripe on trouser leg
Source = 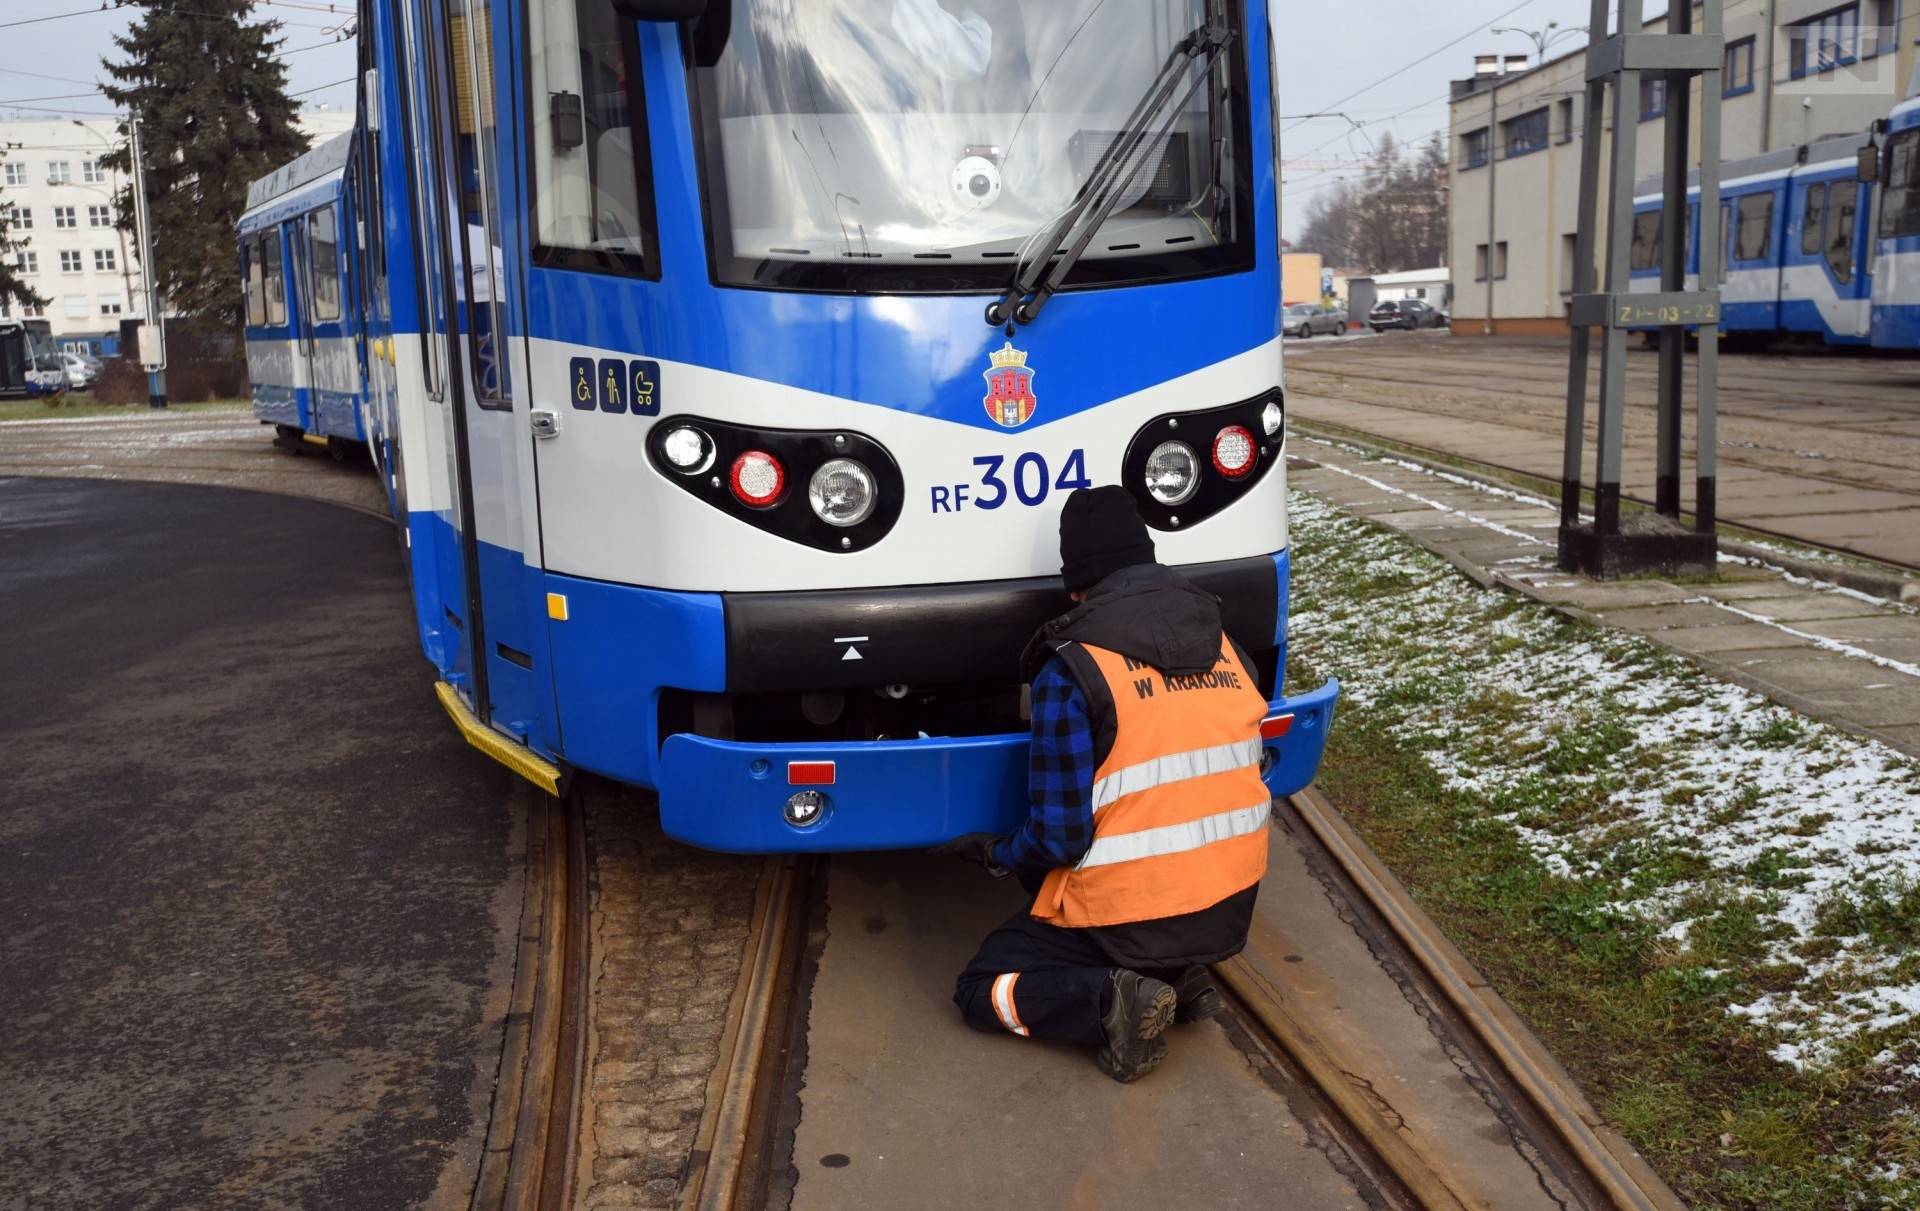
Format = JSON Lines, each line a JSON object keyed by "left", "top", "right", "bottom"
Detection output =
{"left": 991, "top": 972, "right": 1029, "bottom": 1037}
{"left": 1076, "top": 798, "right": 1272, "bottom": 870}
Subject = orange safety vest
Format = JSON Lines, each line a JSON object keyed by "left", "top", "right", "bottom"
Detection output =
{"left": 1031, "top": 634, "right": 1270, "bottom": 929}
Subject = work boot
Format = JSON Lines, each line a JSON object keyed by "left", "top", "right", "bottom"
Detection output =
{"left": 1171, "top": 965, "right": 1223, "bottom": 1024}
{"left": 1095, "top": 969, "right": 1177, "bottom": 1083}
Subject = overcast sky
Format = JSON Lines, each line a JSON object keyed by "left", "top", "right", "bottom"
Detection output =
{"left": 0, "top": 0, "right": 1615, "bottom": 239}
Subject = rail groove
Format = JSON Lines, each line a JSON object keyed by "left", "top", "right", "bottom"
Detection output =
{"left": 471, "top": 787, "right": 589, "bottom": 1211}
{"left": 1279, "top": 788, "right": 1686, "bottom": 1211}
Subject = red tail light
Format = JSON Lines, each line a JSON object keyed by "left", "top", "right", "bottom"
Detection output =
{"left": 1212, "top": 425, "right": 1256, "bottom": 479}
{"left": 730, "top": 450, "right": 786, "bottom": 508}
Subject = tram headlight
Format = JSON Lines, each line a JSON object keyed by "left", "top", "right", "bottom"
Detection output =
{"left": 1261, "top": 400, "right": 1283, "bottom": 438}
{"left": 660, "top": 424, "right": 715, "bottom": 475}
{"left": 1144, "top": 441, "right": 1200, "bottom": 505}
{"left": 808, "top": 458, "right": 878, "bottom": 528}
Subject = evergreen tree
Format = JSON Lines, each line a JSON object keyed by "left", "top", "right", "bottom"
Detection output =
{"left": 99, "top": 0, "right": 310, "bottom": 328}
{"left": 0, "top": 184, "right": 46, "bottom": 315}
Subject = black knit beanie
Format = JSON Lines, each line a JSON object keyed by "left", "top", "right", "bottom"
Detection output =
{"left": 1059, "top": 486, "right": 1157, "bottom": 593}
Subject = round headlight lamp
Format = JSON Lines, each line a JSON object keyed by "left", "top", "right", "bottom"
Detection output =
{"left": 661, "top": 425, "right": 715, "bottom": 475}
{"left": 1144, "top": 441, "right": 1200, "bottom": 505}
{"left": 808, "top": 458, "right": 878, "bottom": 527}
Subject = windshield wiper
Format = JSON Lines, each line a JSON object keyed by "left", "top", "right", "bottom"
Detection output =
{"left": 986, "top": 12, "right": 1233, "bottom": 329}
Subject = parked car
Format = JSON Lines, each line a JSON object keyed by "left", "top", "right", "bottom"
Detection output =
{"left": 1284, "top": 303, "right": 1344, "bottom": 339}
{"left": 61, "top": 352, "right": 98, "bottom": 390}
{"left": 1368, "top": 299, "right": 1442, "bottom": 332}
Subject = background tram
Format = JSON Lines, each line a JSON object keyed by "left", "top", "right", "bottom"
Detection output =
{"left": 1627, "top": 89, "right": 1920, "bottom": 350}
{"left": 239, "top": 132, "right": 372, "bottom": 454}
{"left": 271, "top": 0, "right": 1335, "bottom": 853}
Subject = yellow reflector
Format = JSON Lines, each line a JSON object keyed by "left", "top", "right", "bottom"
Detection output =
{"left": 546, "top": 592, "right": 569, "bottom": 621}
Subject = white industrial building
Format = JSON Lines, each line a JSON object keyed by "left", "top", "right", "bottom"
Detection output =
{"left": 0, "top": 109, "right": 355, "bottom": 347}
{"left": 1447, "top": 0, "right": 1920, "bottom": 334}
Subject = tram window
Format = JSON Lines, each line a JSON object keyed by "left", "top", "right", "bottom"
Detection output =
{"left": 1881, "top": 130, "right": 1920, "bottom": 240}
{"left": 263, "top": 233, "right": 287, "bottom": 326}
{"left": 527, "top": 0, "right": 657, "bottom": 276}
{"left": 1735, "top": 193, "right": 1774, "bottom": 261}
{"left": 1826, "top": 181, "right": 1856, "bottom": 283}
{"left": 245, "top": 239, "right": 267, "bottom": 327}
{"left": 1719, "top": 202, "right": 1732, "bottom": 281}
{"left": 1800, "top": 183, "right": 1826, "bottom": 256}
{"left": 1630, "top": 210, "right": 1662, "bottom": 271}
{"left": 448, "top": 0, "right": 513, "bottom": 404}
{"left": 688, "top": 0, "right": 1255, "bottom": 294}
{"left": 309, "top": 206, "right": 343, "bottom": 323}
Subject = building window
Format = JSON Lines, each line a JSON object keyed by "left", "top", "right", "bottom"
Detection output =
{"left": 1501, "top": 107, "right": 1550, "bottom": 158}
{"left": 2, "top": 161, "right": 24, "bottom": 186}
{"left": 1735, "top": 192, "right": 1775, "bottom": 261}
{"left": 1790, "top": 3, "right": 1859, "bottom": 77}
{"left": 87, "top": 205, "right": 111, "bottom": 228}
{"left": 1493, "top": 241, "right": 1508, "bottom": 280}
{"left": 63, "top": 294, "right": 88, "bottom": 319}
{"left": 99, "top": 296, "right": 124, "bottom": 316}
{"left": 1463, "top": 126, "right": 1490, "bottom": 169}
{"left": 1724, "top": 37, "right": 1756, "bottom": 95}
{"left": 4, "top": 205, "right": 29, "bottom": 231}
{"left": 1639, "top": 76, "right": 1666, "bottom": 121}
{"left": 1561, "top": 233, "right": 1578, "bottom": 293}
{"left": 59, "top": 250, "right": 82, "bottom": 273}
{"left": 1867, "top": 0, "right": 1896, "bottom": 56}
{"left": 1557, "top": 97, "right": 1576, "bottom": 143}
{"left": 93, "top": 248, "right": 116, "bottom": 272}
{"left": 53, "top": 206, "right": 76, "bottom": 230}
{"left": 82, "top": 159, "right": 106, "bottom": 184}
{"left": 1474, "top": 242, "right": 1509, "bottom": 281}
{"left": 46, "top": 160, "right": 70, "bottom": 185}
{"left": 22, "top": 300, "right": 44, "bottom": 318}
{"left": 15, "top": 250, "right": 38, "bottom": 274}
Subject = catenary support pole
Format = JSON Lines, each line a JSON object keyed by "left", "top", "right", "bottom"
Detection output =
{"left": 1593, "top": 0, "right": 1647, "bottom": 540}
{"left": 1655, "top": 0, "right": 1693, "bottom": 518}
{"left": 1484, "top": 77, "right": 1499, "bottom": 336}
{"left": 1697, "top": 0, "right": 1725, "bottom": 533}
{"left": 129, "top": 116, "right": 166, "bottom": 409}
{"left": 1560, "top": 0, "right": 1615, "bottom": 534}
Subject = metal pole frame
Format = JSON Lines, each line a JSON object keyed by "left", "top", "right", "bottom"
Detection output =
{"left": 1696, "top": 0, "right": 1724, "bottom": 533}
{"left": 1593, "top": 0, "right": 1646, "bottom": 541}
{"left": 1560, "top": 0, "right": 1615, "bottom": 535}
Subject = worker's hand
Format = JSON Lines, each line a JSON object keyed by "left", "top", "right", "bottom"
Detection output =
{"left": 929, "top": 832, "right": 1009, "bottom": 877}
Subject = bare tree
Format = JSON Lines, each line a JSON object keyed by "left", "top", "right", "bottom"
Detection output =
{"left": 1292, "top": 133, "right": 1448, "bottom": 273}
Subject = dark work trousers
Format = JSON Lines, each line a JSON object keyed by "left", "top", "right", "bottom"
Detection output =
{"left": 954, "top": 909, "right": 1188, "bottom": 1048}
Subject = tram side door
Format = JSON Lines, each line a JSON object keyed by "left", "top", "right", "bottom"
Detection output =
{"left": 407, "top": 0, "right": 541, "bottom": 736}
{"left": 287, "top": 214, "right": 321, "bottom": 435}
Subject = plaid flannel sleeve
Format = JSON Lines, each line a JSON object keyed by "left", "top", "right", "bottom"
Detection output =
{"left": 991, "top": 655, "right": 1096, "bottom": 883}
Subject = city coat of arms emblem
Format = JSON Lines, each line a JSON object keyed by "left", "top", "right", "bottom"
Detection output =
{"left": 982, "top": 342, "right": 1037, "bottom": 428}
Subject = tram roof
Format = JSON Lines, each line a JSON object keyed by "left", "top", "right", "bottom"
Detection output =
{"left": 244, "top": 131, "right": 352, "bottom": 213}
{"left": 1632, "top": 131, "right": 1874, "bottom": 200}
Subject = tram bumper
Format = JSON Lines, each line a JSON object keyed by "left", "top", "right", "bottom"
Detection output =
{"left": 656, "top": 678, "right": 1340, "bottom": 854}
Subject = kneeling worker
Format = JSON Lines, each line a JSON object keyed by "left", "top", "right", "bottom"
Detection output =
{"left": 937, "top": 485, "right": 1270, "bottom": 1082}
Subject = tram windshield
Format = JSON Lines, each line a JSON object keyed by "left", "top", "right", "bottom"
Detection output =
{"left": 690, "top": 0, "right": 1254, "bottom": 293}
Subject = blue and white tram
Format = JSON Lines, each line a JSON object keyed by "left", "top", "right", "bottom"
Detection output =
{"left": 1870, "top": 94, "right": 1920, "bottom": 348}
{"left": 1630, "top": 134, "right": 1880, "bottom": 345}
{"left": 340, "top": 0, "right": 1336, "bottom": 852}
{"left": 239, "top": 132, "right": 371, "bottom": 452}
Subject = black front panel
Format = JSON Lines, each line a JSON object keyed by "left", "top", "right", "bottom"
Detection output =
{"left": 721, "top": 554, "right": 1278, "bottom": 694}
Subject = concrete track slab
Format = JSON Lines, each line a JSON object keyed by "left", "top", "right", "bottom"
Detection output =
{"left": 786, "top": 853, "right": 1368, "bottom": 1211}
{"left": 786, "top": 833, "right": 1567, "bottom": 1211}
{"left": 0, "top": 478, "right": 520, "bottom": 1211}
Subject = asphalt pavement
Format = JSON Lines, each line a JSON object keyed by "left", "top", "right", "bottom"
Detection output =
{"left": 0, "top": 477, "right": 524, "bottom": 1210}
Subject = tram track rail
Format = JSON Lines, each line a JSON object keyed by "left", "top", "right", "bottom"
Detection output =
{"left": 470, "top": 788, "right": 590, "bottom": 1211}
{"left": 671, "top": 792, "right": 1686, "bottom": 1211}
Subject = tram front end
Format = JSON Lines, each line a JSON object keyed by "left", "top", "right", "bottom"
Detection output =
{"left": 513, "top": 0, "right": 1335, "bottom": 851}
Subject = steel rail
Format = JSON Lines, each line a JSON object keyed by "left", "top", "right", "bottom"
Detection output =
{"left": 1277, "top": 788, "right": 1687, "bottom": 1211}
{"left": 470, "top": 788, "right": 590, "bottom": 1211}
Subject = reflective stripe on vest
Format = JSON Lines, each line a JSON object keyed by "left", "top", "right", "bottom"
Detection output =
{"left": 1090, "top": 737, "right": 1266, "bottom": 813}
{"left": 1031, "top": 633, "right": 1271, "bottom": 930}
{"left": 1078, "top": 798, "right": 1271, "bottom": 869}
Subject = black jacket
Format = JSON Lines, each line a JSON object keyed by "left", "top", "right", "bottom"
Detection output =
{"left": 1021, "top": 563, "right": 1262, "bottom": 970}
